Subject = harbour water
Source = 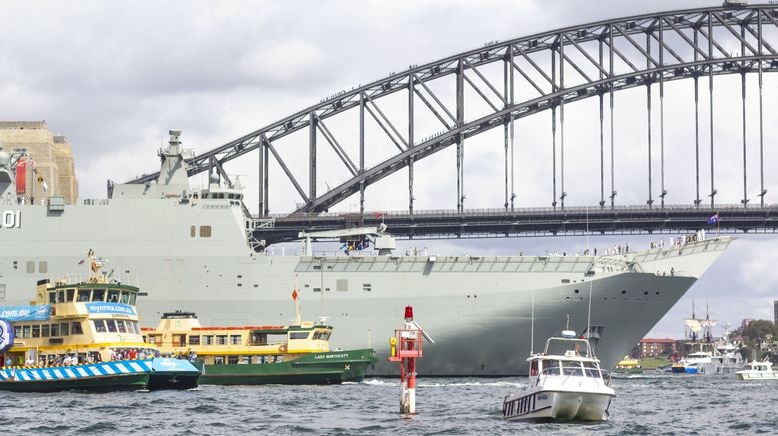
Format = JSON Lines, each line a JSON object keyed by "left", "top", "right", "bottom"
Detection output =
{"left": 2, "top": 374, "right": 776, "bottom": 435}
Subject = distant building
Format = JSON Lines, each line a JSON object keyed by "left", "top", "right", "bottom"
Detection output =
{"left": 0, "top": 121, "right": 78, "bottom": 204}
{"left": 639, "top": 338, "right": 677, "bottom": 358}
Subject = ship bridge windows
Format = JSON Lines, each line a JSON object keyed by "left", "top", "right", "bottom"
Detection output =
{"left": 93, "top": 320, "right": 107, "bottom": 333}
{"left": 313, "top": 330, "right": 331, "bottom": 341}
{"left": 60, "top": 323, "right": 69, "bottom": 336}
{"left": 32, "top": 325, "right": 40, "bottom": 338}
{"left": 230, "top": 335, "right": 241, "bottom": 345}
{"left": 50, "top": 323, "right": 59, "bottom": 336}
{"left": 541, "top": 359, "right": 560, "bottom": 375}
{"left": 188, "top": 335, "right": 200, "bottom": 346}
{"left": 56, "top": 290, "right": 65, "bottom": 303}
{"left": 66, "top": 289, "right": 75, "bottom": 302}
{"left": 48, "top": 292, "right": 56, "bottom": 304}
{"left": 289, "top": 332, "right": 310, "bottom": 340}
{"left": 41, "top": 325, "right": 50, "bottom": 337}
{"left": 77, "top": 289, "right": 91, "bottom": 302}
{"left": 71, "top": 322, "right": 84, "bottom": 335}
{"left": 107, "top": 290, "right": 120, "bottom": 303}
{"left": 92, "top": 289, "right": 105, "bottom": 302}
{"left": 216, "top": 335, "right": 227, "bottom": 345}
{"left": 106, "top": 320, "right": 118, "bottom": 333}
{"left": 120, "top": 292, "right": 130, "bottom": 304}
{"left": 116, "top": 320, "right": 127, "bottom": 333}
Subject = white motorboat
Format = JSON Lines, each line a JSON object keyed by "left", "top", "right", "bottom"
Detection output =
{"left": 502, "top": 330, "right": 615, "bottom": 422}
{"left": 736, "top": 360, "right": 778, "bottom": 380}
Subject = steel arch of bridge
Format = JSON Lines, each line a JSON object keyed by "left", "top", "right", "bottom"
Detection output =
{"left": 130, "top": 4, "right": 778, "bottom": 216}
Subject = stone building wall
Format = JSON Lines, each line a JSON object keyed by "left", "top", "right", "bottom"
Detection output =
{"left": 0, "top": 121, "right": 79, "bottom": 204}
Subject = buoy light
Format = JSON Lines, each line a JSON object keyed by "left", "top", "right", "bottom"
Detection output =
{"left": 404, "top": 306, "right": 414, "bottom": 321}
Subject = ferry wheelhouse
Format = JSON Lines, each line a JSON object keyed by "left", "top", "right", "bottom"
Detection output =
{"left": 0, "top": 258, "right": 201, "bottom": 392}
{"left": 143, "top": 295, "right": 377, "bottom": 384}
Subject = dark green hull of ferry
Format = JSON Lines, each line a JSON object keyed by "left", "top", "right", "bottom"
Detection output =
{"left": 195, "top": 349, "right": 377, "bottom": 385}
{"left": 0, "top": 373, "right": 149, "bottom": 393}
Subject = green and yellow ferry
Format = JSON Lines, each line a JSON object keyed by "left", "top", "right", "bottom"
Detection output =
{"left": 143, "top": 293, "right": 377, "bottom": 385}
{"left": 0, "top": 256, "right": 201, "bottom": 392}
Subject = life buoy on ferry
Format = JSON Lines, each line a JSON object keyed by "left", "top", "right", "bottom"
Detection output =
{"left": 279, "top": 344, "right": 287, "bottom": 353}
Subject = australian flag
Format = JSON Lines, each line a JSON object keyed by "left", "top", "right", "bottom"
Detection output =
{"left": 707, "top": 212, "right": 719, "bottom": 225}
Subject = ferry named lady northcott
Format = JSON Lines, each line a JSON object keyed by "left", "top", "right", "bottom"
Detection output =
{"left": 0, "top": 130, "right": 731, "bottom": 376}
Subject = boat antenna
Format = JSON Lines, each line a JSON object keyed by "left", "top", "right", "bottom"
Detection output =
{"left": 587, "top": 275, "right": 594, "bottom": 357}
{"left": 530, "top": 274, "right": 535, "bottom": 355}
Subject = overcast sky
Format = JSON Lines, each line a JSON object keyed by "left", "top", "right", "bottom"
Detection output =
{"left": 0, "top": 0, "right": 775, "bottom": 338}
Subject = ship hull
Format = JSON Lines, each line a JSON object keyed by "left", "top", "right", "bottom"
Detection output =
{"left": 194, "top": 349, "right": 377, "bottom": 385}
{"left": 0, "top": 202, "right": 731, "bottom": 376}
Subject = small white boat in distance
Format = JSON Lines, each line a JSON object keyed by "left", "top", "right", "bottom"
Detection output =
{"left": 502, "top": 330, "right": 616, "bottom": 422}
{"left": 736, "top": 360, "right": 778, "bottom": 380}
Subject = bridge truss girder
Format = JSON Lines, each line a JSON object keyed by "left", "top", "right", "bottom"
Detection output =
{"left": 128, "top": 5, "right": 778, "bottom": 217}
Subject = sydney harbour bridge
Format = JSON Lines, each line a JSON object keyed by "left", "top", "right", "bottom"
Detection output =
{"left": 130, "top": 4, "right": 778, "bottom": 246}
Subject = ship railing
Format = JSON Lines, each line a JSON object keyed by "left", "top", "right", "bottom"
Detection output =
{"left": 252, "top": 218, "right": 275, "bottom": 229}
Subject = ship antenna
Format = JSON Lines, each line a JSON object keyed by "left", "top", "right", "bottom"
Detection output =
{"left": 530, "top": 274, "right": 535, "bottom": 355}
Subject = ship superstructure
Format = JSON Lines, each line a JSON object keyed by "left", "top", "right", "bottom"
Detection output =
{"left": 0, "top": 131, "right": 732, "bottom": 375}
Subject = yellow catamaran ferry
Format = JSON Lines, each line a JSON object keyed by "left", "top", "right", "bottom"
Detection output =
{"left": 143, "top": 291, "right": 377, "bottom": 385}
{"left": 0, "top": 256, "right": 201, "bottom": 392}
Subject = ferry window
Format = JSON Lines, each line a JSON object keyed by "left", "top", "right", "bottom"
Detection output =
{"left": 214, "top": 356, "right": 225, "bottom": 365}
{"left": 106, "top": 320, "right": 117, "bottom": 333}
{"left": 240, "top": 356, "right": 250, "bottom": 364}
{"left": 42, "top": 324, "right": 50, "bottom": 337}
{"left": 129, "top": 293, "right": 137, "bottom": 305}
{"left": 50, "top": 324, "right": 59, "bottom": 336}
{"left": 26, "top": 261, "right": 35, "bottom": 273}
{"left": 117, "top": 320, "right": 127, "bottom": 333}
{"left": 94, "top": 320, "right": 107, "bottom": 332}
{"left": 77, "top": 290, "right": 91, "bottom": 302}
{"left": 216, "top": 335, "right": 227, "bottom": 345}
{"left": 22, "top": 325, "right": 31, "bottom": 338}
{"left": 57, "top": 290, "right": 65, "bottom": 303}
{"left": 92, "top": 289, "right": 105, "bottom": 301}
{"left": 228, "top": 193, "right": 235, "bottom": 199}
{"left": 190, "top": 225, "right": 196, "bottom": 238}
{"left": 188, "top": 336, "right": 200, "bottom": 346}
{"left": 120, "top": 292, "right": 130, "bottom": 304}
{"left": 321, "top": 332, "right": 331, "bottom": 341}
{"left": 313, "top": 287, "right": 321, "bottom": 292}
{"left": 107, "top": 290, "right": 120, "bottom": 303}
{"left": 128, "top": 322, "right": 138, "bottom": 334}
{"left": 236, "top": 195, "right": 242, "bottom": 200}
{"left": 362, "top": 283, "right": 371, "bottom": 292}
{"left": 60, "top": 323, "right": 69, "bottom": 336}
{"left": 32, "top": 325, "right": 40, "bottom": 338}
{"left": 230, "top": 335, "right": 241, "bottom": 345}
{"left": 49, "top": 292, "right": 56, "bottom": 304}
{"left": 66, "top": 289, "right": 75, "bottom": 302}
{"left": 200, "top": 225, "right": 212, "bottom": 238}
{"left": 71, "top": 322, "right": 83, "bottom": 335}
{"left": 228, "top": 356, "right": 239, "bottom": 364}
{"left": 39, "top": 261, "right": 48, "bottom": 274}
{"left": 290, "top": 332, "right": 309, "bottom": 340}
{"left": 13, "top": 325, "right": 21, "bottom": 338}
{"left": 204, "top": 336, "right": 214, "bottom": 345}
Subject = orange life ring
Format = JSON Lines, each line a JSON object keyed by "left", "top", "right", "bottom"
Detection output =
{"left": 279, "top": 344, "right": 287, "bottom": 353}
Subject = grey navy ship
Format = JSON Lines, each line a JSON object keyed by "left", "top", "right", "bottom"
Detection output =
{"left": 0, "top": 131, "right": 731, "bottom": 375}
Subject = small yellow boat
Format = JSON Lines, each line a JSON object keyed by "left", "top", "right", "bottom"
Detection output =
{"left": 614, "top": 356, "right": 642, "bottom": 374}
